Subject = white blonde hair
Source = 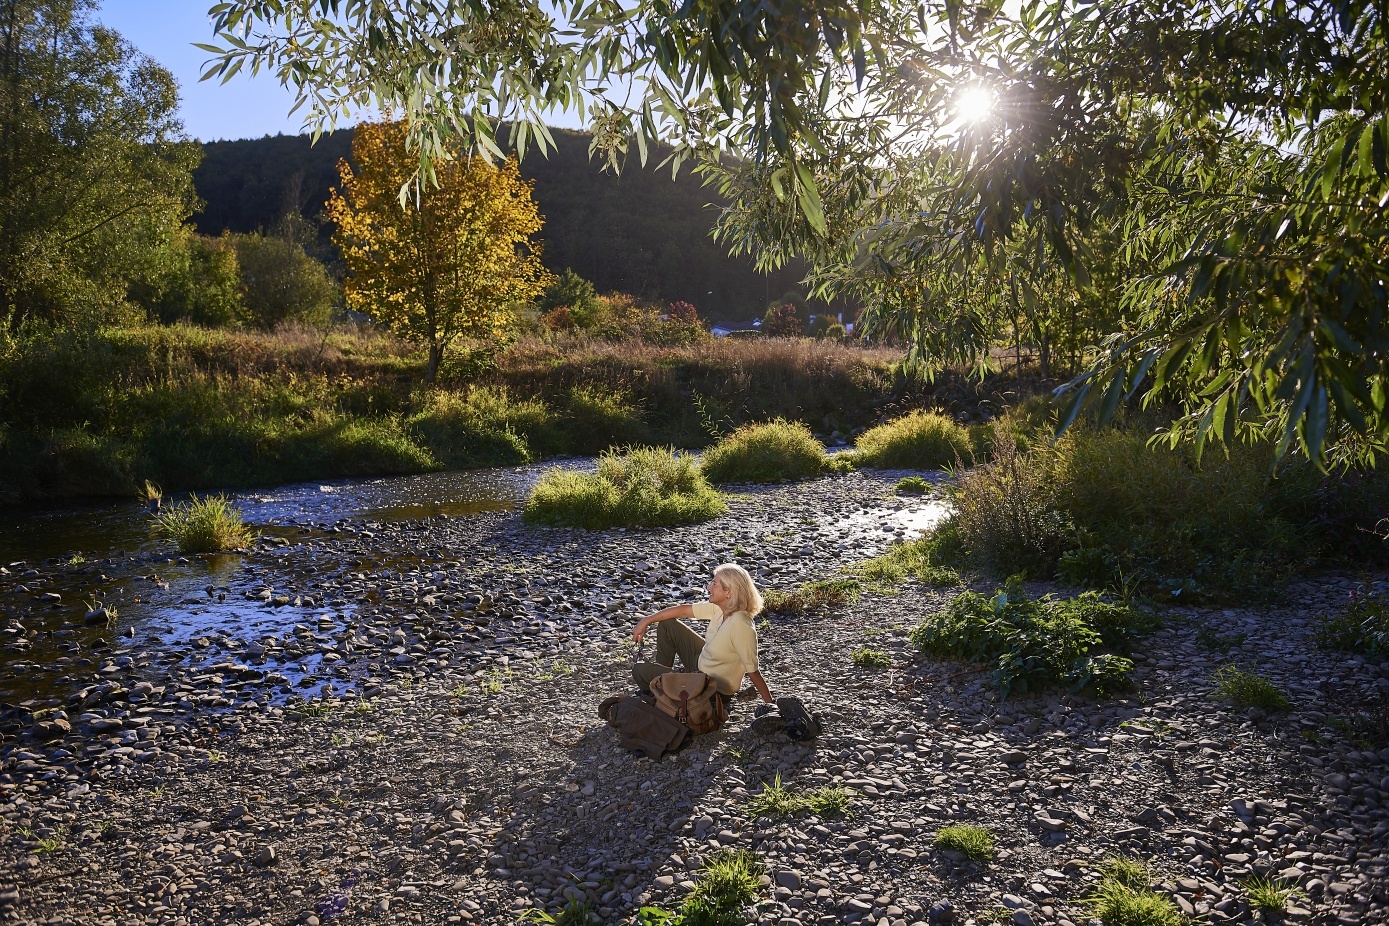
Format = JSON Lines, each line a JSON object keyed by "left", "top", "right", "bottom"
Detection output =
{"left": 714, "top": 563, "right": 763, "bottom": 617}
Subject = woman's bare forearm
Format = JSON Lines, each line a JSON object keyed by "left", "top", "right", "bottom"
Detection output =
{"left": 748, "top": 671, "right": 773, "bottom": 703}
{"left": 633, "top": 603, "right": 694, "bottom": 641}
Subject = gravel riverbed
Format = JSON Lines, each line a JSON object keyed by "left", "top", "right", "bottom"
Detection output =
{"left": 1, "top": 470, "right": 1387, "bottom": 926}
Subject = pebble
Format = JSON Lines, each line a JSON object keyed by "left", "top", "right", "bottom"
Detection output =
{"left": 0, "top": 470, "right": 1384, "bottom": 926}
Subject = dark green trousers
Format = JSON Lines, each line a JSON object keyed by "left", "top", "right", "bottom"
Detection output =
{"left": 632, "top": 619, "right": 704, "bottom": 692}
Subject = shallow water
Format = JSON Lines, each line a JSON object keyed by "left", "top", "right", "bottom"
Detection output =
{"left": 0, "top": 464, "right": 950, "bottom": 706}
{"left": 0, "top": 465, "right": 554, "bottom": 704}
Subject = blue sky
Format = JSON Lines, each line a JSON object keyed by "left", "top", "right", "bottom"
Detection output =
{"left": 96, "top": 1, "right": 311, "bottom": 141}
{"left": 96, "top": 1, "right": 589, "bottom": 142}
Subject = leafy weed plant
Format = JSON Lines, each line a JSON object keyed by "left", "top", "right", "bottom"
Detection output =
{"left": 1211, "top": 665, "right": 1291, "bottom": 711}
{"left": 849, "top": 410, "right": 971, "bottom": 469}
{"left": 933, "top": 825, "right": 995, "bottom": 862}
{"left": 524, "top": 446, "right": 726, "bottom": 529}
{"left": 1317, "top": 588, "right": 1389, "bottom": 659}
{"left": 895, "top": 475, "right": 931, "bottom": 493}
{"left": 153, "top": 493, "right": 255, "bottom": 553}
{"left": 852, "top": 647, "right": 891, "bottom": 669}
{"left": 700, "top": 419, "right": 831, "bottom": 484}
{"left": 909, "top": 579, "right": 1144, "bottom": 697}
{"left": 520, "top": 901, "right": 602, "bottom": 926}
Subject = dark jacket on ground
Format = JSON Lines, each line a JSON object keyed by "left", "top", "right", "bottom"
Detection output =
{"left": 599, "top": 693, "right": 688, "bottom": 759}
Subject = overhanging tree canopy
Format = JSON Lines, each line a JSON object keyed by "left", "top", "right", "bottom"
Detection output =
{"left": 205, "top": 0, "right": 1388, "bottom": 465}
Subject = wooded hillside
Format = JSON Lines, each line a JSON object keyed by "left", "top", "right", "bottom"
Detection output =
{"left": 193, "top": 128, "right": 811, "bottom": 320}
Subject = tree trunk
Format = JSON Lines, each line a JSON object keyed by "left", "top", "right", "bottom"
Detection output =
{"left": 426, "top": 340, "right": 442, "bottom": 384}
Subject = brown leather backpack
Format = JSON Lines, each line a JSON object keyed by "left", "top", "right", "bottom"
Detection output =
{"left": 650, "top": 671, "right": 727, "bottom": 734}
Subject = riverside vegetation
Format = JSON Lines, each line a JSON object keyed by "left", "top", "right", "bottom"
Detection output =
{"left": 0, "top": 324, "right": 938, "bottom": 504}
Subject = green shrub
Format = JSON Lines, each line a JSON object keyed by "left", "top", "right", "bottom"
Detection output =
{"left": 933, "top": 825, "right": 995, "bottom": 862}
{"left": 850, "top": 410, "right": 972, "bottom": 469}
{"left": 950, "top": 433, "right": 1071, "bottom": 577}
{"left": 406, "top": 387, "right": 549, "bottom": 467}
{"left": 700, "top": 419, "right": 829, "bottom": 484}
{"left": 232, "top": 232, "right": 338, "bottom": 329}
{"left": 1210, "top": 664, "right": 1291, "bottom": 711}
{"left": 154, "top": 494, "right": 256, "bottom": 553}
{"left": 908, "top": 579, "right": 1142, "bottom": 696}
{"left": 1052, "top": 430, "right": 1302, "bottom": 601}
{"left": 1085, "top": 857, "right": 1184, "bottom": 926}
{"left": 523, "top": 446, "right": 726, "bottom": 528}
{"left": 895, "top": 475, "right": 931, "bottom": 493}
{"left": 1317, "top": 588, "right": 1389, "bottom": 659}
{"left": 561, "top": 384, "right": 650, "bottom": 453}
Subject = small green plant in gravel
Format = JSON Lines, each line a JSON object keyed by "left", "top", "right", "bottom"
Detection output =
{"left": 895, "top": 475, "right": 931, "bottom": 494}
{"left": 284, "top": 698, "right": 336, "bottom": 719}
{"left": 909, "top": 579, "right": 1146, "bottom": 697}
{"left": 1211, "top": 664, "right": 1291, "bottom": 711}
{"left": 1085, "top": 856, "right": 1184, "bottom": 926}
{"left": 858, "top": 528, "right": 963, "bottom": 588}
{"left": 700, "top": 419, "right": 831, "bottom": 484}
{"left": 745, "top": 775, "right": 853, "bottom": 819}
{"left": 852, "top": 646, "right": 891, "bottom": 669}
{"left": 638, "top": 850, "right": 765, "bottom": 926}
{"left": 1243, "top": 875, "right": 1301, "bottom": 914}
{"left": 763, "top": 578, "right": 861, "bottom": 615}
{"left": 520, "top": 900, "right": 601, "bottom": 925}
{"left": 683, "top": 850, "right": 763, "bottom": 926}
{"left": 524, "top": 446, "right": 727, "bottom": 529}
{"left": 850, "top": 410, "right": 972, "bottom": 469}
{"left": 30, "top": 828, "right": 66, "bottom": 854}
{"left": 1195, "top": 624, "right": 1247, "bottom": 652}
{"left": 154, "top": 493, "right": 256, "bottom": 553}
{"left": 1317, "top": 588, "right": 1389, "bottom": 658}
{"left": 933, "top": 825, "right": 995, "bottom": 862}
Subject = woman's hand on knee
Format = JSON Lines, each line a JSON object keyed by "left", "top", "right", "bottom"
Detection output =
{"left": 633, "top": 616, "right": 652, "bottom": 643}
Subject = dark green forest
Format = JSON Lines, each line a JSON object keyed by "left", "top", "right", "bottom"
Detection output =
{"left": 193, "top": 128, "right": 811, "bottom": 320}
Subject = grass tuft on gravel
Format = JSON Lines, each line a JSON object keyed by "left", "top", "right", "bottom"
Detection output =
{"left": 745, "top": 774, "right": 854, "bottom": 819}
{"left": 1243, "top": 875, "right": 1301, "bottom": 913}
{"left": 933, "top": 825, "right": 995, "bottom": 862}
{"left": 851, "top": 647, "right": 891, "bottom": 669}
{"left": 763, "top": 578, "right": 861, "bottom": 616}
{"left": 764, "top": 527, "right": 964, "bottom": 616}
{"left": 1085, "top": 856, "right": 1185, "bottom": 926}
{"left": 523, "top": 446, "right": 726, "bottom": 529}
{"left": 1210, "top": 664, "right": 1291, "bottom": 711}
{"left": 700, "top": 419, "right": 833, "bottom": 484}
{"left": 153, "top": 493, "right": 255, "bottom": 553}
{"left": 675, "top": 850, "right": 764, "bottom": 926}
{"left": 849, "top": 410, "right": 972, "bottom": 469}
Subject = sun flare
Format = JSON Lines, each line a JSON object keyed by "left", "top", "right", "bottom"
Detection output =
{"left": 954, "top": 86, "right": 996, "bottom": 124}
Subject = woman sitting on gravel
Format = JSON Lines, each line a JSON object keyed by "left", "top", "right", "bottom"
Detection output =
{"left": 631, "top": 563, "right": 773, "bottom": 706}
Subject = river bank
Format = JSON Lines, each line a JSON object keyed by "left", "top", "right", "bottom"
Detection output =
{"left": 3, "top": 325, "right": 1008, "bottom": 505}
{"left": 1, "top": 469, "right": 1386, "bottom": 926}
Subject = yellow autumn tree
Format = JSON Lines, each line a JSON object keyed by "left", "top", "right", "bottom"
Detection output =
{"left": 327, "top": 120, "right": 549, "bottom": 382}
